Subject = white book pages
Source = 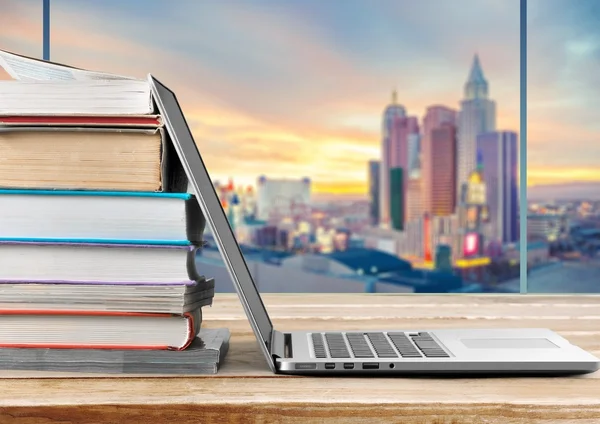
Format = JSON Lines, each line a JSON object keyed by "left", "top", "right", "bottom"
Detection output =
{"left": 0, "top": 50, "right": 152, "bottom": 115}
{"left": 0, "top": 314, "right": 192, "bottom": 348}
{"left": 0, "top": 195, "right": 189, "bottom": 241}
{"left": 0, "top": 80, "right": 153, "bottom": 115}
{"left": 0, "top": 243, "right": 197, "bottom": 283}
{"left": 0, "top": 49, "right": 135, "bottom": 81}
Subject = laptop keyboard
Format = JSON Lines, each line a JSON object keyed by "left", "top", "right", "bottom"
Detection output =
{"left": 311, "top": 332, "right": 449, "bottom": 359}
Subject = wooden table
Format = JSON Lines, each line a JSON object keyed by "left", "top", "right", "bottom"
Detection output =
{"left": 1, "top": 294, "right": 599, "bottom": 423}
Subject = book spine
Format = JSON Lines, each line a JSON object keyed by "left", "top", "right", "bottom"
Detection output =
{"left": 160, "top": 129, "right": 189, "bottom": 193}
{"left": 187, "top": 246, "right": 202, "bottom": 281}
{"left": 185, "top": 196, "right": 206, "bottom": 244}
{"left": 171, "top": 308, "right": 203, "bottom": 351}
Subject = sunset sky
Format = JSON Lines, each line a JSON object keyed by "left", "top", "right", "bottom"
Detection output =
{"left": 1, "top": 0, "right": 598, "bottom": 195}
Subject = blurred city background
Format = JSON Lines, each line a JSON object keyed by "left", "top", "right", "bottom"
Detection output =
{"left": 2, "top": 0, "right": 598, "bottom": 293}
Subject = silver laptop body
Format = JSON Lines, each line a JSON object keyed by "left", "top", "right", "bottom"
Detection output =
{"left": 149, "top": 75, "right": 600, "bottom": 376}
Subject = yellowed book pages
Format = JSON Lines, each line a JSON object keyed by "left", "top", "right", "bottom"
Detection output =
{"left": 0, "top": 128, "right": 163, "bottom": 191}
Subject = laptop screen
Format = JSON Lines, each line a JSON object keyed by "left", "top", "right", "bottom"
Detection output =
{"left": 149, "top": 76, "right": 274, "bottom": 350}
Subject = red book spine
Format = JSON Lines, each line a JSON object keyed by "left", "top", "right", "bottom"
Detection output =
{"left": 0, "top": 115, "right": 162, "bottom": 126}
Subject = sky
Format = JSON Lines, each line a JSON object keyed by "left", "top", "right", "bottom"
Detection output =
{"left": 0, "top": 0, "right": 597, "bottom": 196}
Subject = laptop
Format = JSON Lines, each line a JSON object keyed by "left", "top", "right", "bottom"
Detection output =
{"left": 149, "top": 75, "right": 600, "bottom": 376}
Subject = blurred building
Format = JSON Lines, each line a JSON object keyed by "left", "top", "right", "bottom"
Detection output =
{"left": 505, "top": 241, "right": 550, "bottom": 267}
{"left": 407, "top": 133, "right": 421, "bottom": 174}
{"left": 431, "top": 214, "right": 461, "bottom": 263}
{"left": 421, "top": 105, "right": 457, "bottom": 216}
{"left": 455, "top": 154, "right": 491, "bottom": 276}
{"left": 368, "top": 160, "right": 380, "bottom": 226}
{"left": 457, "top": 54, "right": 496, "bottom": 205}
{"left": 435, "top": 244, "right": 453, "bottom": 273}
{"left": 389, "top": 167, "right": 405, "bottom": 231}
{"left": 256, "top": 175, "right": 311, "bottom": 221}
{"left": 380, "top": 90, "right": 407, "bottom": 227}
{"left": 527, "top": 214, "right": 569, "bottom": 241}
{"left": 430, "top": 122, "right": 458, "bottom": 216}
{"left": 406, "top": 168, "right": 423, "bottom": 223}
{"left": 477, "top": 131, "right": 519, "bottom": 244}
{"left": 389, "top": 114, "right": 419, "bottom": 230}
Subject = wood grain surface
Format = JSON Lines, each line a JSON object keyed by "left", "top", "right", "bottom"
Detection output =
{"left": 0, "top": 294, "right": 599, "bottom": 424}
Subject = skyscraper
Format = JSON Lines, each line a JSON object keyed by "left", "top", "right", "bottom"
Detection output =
{"left": 368, "top": 160, "right": 380, "bottom": 226}
{"left": 389, "top": 167, "right": 405, "bottom": 231}
{"left": 431, "top": 123, "right": 457, "bottom": 216}
{"left": 389, "top": 114, "right": 419, "bottom": 229}
{"left": 380, "top": 90, "right": 406, "bottom": 227}
{"left": 406, "top": 168, "right": 423, "bottom": 223}
{"left": 422, "top": 105, "right": 457, "bottom": 216}
{"left": 390, "top": 115, "right": 419, "bottom": 171}
{"left": 477, "top": 131, "right": 519, "bottom": 244}
{"left": 456, "top": 54, "right": 496, "bottom": 206}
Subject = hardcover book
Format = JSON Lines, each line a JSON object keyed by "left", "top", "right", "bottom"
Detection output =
{"left": 0, "top": 127, "right": 187, "bottom": 192}
{"left": 0, "top": 241, "right": 201, "bottom": 283}
{"left": 0, "top": 278, "right": 215, "bottom": 314}
{"left": 0, "top": 308, "right": 202, "bottom": 350}
{"left": 0, "top": 328, "right": 230, "bottom": 375}
{"left": 0, "top": 190, "right": 205, "bottom": 244}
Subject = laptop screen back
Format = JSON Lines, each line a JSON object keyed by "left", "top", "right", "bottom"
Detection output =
{"left": 149, "top": 76, "right": 274, "bottom": 351}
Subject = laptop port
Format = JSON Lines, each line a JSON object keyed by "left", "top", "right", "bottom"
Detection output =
{"left": 343, "top": 363, "right": 354, "bottom": 370}
{"left": 324, "top": 363, "right": 335, "bottom": 369}
{"left": 362, "top": 363, "right": 380, "bottom": 370}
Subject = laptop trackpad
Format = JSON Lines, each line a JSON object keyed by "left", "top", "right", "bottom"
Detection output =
{"left": 461, "top": 338, "right": 559, "bottom": 349}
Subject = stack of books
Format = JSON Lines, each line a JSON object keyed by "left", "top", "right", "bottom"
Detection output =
{"left": 0, "top": 50, "right": 228, "bottom": 374}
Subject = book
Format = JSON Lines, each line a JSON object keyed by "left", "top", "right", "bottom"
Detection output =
{"left": 0, "top": 190, "right": 205, "bottom": 244}
{"left": 0, "top": 241, "right": 200, "bottom": 283}
{"left": 0, "top": 308, "right": 202, "bottom": 350}
{"left": 0, "top": 127, "right": 186, "bottom": 192}
{"left": 0, "top": 278, "right": 215, "bottom": 314}
{"left": 0, "top": 50, "right": 153, "bottom": 116}
{"left": 0, "top": 80, "right": 154, "bottom": 116}
{"left": 0, "top": 328, "right": 230, "bottom": 375}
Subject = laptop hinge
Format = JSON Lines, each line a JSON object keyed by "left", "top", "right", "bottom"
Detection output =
{"left": 270, "top": 330, "right": 287, "bottom": 359}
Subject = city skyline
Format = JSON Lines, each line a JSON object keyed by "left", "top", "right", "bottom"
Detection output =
{"left": 1, "top": 0, "right": 597, "bottom": 197}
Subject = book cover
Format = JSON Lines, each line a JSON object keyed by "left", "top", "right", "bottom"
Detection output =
{"left": 0, "top": 308, "right": 201, "bottom": 351}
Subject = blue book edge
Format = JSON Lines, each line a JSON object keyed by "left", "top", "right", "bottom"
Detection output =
{"left": 0, "top": 189, "right": 192, "bottom": 200}
{"left": 0, "top": 237, "right": 192, "bottom": 246}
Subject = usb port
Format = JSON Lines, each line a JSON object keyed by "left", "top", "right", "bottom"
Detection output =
{"left": 324, "top": 363, "right": 335, "bottom": 369}
{"left": 362, "top": 363, "right": 380, "bottom": 370}
{"left": 343, "top": 363, "right": 354, "bottom": 370}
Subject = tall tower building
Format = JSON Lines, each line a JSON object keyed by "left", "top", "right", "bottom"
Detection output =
{"left": 476, "top": 131, "right": 519, "bottom": 244}
{"left": 389, "top": 114, "right": 419, "bottom": 230}
{"left": 422, "top": 105, "right": 457, "bottom": 216}
{"left": 389, "top": 167, "right": 405, "bottom": 231}
{"left": 390, "top": 115, "right": 419, "bottom": 171}
{"left": 368, "top": 160, "right": 380, "bottom": 226}
{"left": 380, "top": 90, "right": 406, "bottom": 227}
{"left": 406, "top": 168, "right": 423, "bottom": 224}
{"left": 430, "top": 123, "right": 457, "bottom": 216}
{"left": 456, "top": 54, "right": 496, "bottom": 206}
